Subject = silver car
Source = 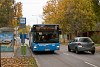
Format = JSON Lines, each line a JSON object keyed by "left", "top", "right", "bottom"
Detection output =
{"left": 68, "top": 37, "right": 95, "bottom": 54}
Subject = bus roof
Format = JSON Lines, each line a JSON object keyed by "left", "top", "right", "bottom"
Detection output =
{"left": 32, "top": 24, "right": 59, "bottom": 26}
{"left": 31, "top": 24, "right": 59, "bottom": 32}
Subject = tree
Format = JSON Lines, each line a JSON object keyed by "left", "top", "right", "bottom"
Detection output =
{"left": 43, "top": 0, "right": 58, "bottom": 24}
{"left": 43, "top": 0, "right": 97, "bottom": 35}
{"left": 0, "top": 0, "right": 23, "bottom": 27}
{"left": 25, "top": 25, "right": 31, "bottom": 33}
{"left": 43, "top": 0, "right": 69, "bottom": 34}
{"left": 0, "top": 0, "right": 14, "bottom": 27}
{"left": 18, "top": 25, "right": 31, "bottom": 34}
{"left": 12, "top": 2, "right": 23, "bottom": 27}
{"left": 92, "top": 0, "right": 100, "bottom": 23}
{"left": 66, "top": 0, "right": 96, "bottom": 34}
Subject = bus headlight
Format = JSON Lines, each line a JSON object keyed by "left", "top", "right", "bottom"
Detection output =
{"left": 34, "top": 46, "right": 37, "bottom": 49}
{"left": 57, "top": 46, "right": 60, "bottom": 48}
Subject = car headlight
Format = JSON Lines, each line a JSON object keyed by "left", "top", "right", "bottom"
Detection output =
{"left": 78, "top": 45, "right": 82, "bottom": 47}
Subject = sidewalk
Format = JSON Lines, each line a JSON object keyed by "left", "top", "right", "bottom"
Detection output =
{"left": 1, "top": 37, "right": 38, "bottom": 67}
{"left": 1, "top": 42, "right": 33, "bottom": 58}
{"left": 1, "top": 43, "right": 38, "bottom": 67}
{"left": 13, "top": 38, "right": 33, "bottom": 57}
{"left": 1, "top": 37, "right": 33, "bottom": 58}
{"left": 14, "top": 44, "right": 33, "bottom": 57}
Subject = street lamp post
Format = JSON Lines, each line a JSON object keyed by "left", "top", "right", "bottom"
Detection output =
{"left": 32, "top": 15, "right": 43, "bottom": 24}
{"left": 32, "top": 15, "right": 38, "bottom": 24}
{"left": 98, "top": 0, "right": 100, "bottom": 5}
{"left": 13, "top": 17, "right": 19, "bottom": 37}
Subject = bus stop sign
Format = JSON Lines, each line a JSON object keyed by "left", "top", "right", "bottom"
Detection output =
{"left": 20, "top": 17, "right": 26, "bottom": 28}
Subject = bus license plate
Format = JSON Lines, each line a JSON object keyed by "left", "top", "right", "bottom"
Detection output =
{"left": 45, "top": 49, "right": 50, "bottom": 51}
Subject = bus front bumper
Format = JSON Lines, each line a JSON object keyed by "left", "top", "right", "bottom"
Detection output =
{"left": 33, "top": 45, "right": 60, "bottom": 51}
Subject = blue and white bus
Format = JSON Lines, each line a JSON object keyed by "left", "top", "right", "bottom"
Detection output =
{"left": 29, "top": 24, "right": 61, "bottom": 52}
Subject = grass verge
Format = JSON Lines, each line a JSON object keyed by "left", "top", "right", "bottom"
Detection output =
{"left": 95, "top": 44, "right": 100, "bottom": 46}
{"left": 21, "top": 45, "right": 26, "bottom": 55}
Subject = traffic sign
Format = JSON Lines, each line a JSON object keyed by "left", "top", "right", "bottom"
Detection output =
{"left": 20, "top": 17, "right": 26, "bottom": 28}
{"left": 20, "top": 17, "right": 26, "bottom": 24}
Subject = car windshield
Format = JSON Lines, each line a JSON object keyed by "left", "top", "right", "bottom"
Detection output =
{"left": 79, "top": 38, "right": 93, "bottom": 42}
{"left": 33, "top": 31, "right": 59, "bottom": 43}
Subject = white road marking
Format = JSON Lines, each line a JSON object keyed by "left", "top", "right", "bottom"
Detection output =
{"left": 63, "top": 53, "right": 69, "bottom": 55}
{"left": 85, "top": 62, "right": 98, "bottom": 67}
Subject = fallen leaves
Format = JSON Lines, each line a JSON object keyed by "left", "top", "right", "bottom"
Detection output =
{"left": 1, "top": 57, "right": 37, "bottom": 67}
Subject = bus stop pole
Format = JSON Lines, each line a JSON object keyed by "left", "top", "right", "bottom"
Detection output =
{"left": 20, "top": 17, "right": 26, "bottom": 56}
{"left": 21, "top": 28, "right": 26, "bottom": 56}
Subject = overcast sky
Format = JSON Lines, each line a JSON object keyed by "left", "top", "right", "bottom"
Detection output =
{"left": 15, "top": 0, "right": 48, "bottom": 26}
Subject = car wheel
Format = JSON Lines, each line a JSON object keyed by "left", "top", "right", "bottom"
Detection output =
{"left": 91, "top": 50, "right": 95, "bottom": 54}
{"left": 75, "top": 48, "right": 79, "bottom": 54}
{"left": 68, "top": 46, "right": 71, "bottom": 52}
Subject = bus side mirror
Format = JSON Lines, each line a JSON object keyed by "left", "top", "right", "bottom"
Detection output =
{"left": 31, "top": 26, "right": 36, "bottom": 32}
{"left": 31, "top": 28, "right": 33, "bottom": 32}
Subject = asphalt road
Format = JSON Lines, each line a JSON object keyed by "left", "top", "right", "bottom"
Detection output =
{"left": 32, "top": 45, "right": 100, "bottom": 67}
{"left": 25, "top": 39, "right": 100, "bottom": 67}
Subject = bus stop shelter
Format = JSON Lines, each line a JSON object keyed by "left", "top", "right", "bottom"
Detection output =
{"left": 0, "top": 27, "right": 15, "bottom": 52}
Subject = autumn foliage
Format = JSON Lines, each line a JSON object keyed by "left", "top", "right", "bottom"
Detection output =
{"left": 0, "top": 0, "right": 22, "bottom": 27}
{"left": 43, "top": 0, "right": 100, "bottom": 34}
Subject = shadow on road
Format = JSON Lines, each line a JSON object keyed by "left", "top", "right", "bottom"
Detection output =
{"left": 33, "top": 51, "right": 59, "bottom": 55}
{"left": 69, "top": 51, "right": 95, "bottom": 55}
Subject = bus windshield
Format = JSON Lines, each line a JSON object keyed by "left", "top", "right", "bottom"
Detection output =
{"left": 33, "top": 31, "right": 59, "bottom": 43}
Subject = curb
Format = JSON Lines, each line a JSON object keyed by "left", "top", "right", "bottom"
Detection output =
{"left": 27, "top": 45, "right": 40, "bottom": 67}
{"left": 96, "top": 46, "right": 100, "bottom": 52}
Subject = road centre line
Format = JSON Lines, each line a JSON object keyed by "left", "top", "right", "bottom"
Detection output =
{"left": 85, "top": 62, "right": 98, "bottom": 67}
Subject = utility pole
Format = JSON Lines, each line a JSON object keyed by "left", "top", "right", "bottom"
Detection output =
{"left": 32, "top": 15, "right": 38, "bottom": 24}
{"left": 32, "top": 15, "right": 43, "bottom": 24}
{"left": 98, "top": 0, "right": 100, "bottom": 5}
{"left": 20, "top": 17, "right": 26, "bottom": 56}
